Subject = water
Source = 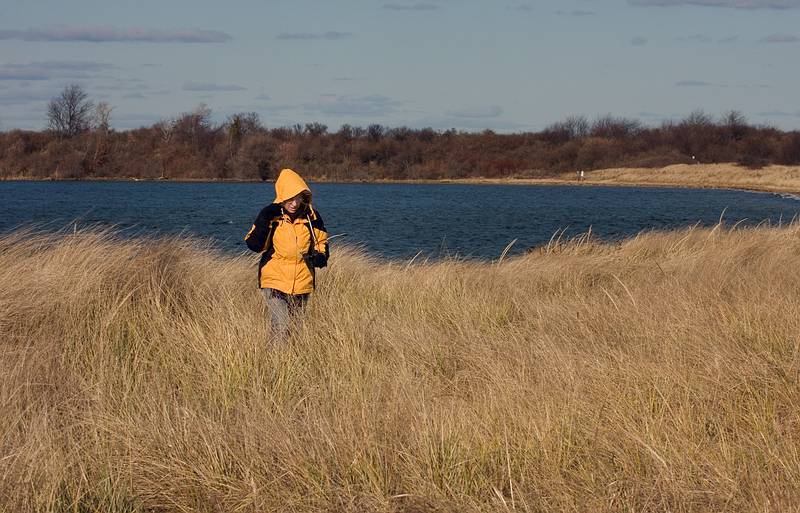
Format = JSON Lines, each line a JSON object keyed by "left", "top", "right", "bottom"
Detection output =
{"left": 1, "top": 181, "right": 798, "bottom": 260}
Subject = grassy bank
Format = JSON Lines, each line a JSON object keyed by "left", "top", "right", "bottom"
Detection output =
{"left": 4, "top": 163, "right": 800, "bottom": 196}
{"left": 1, "top": 226, "right": 799, "bottom": 512}
{"left": 435, "top": 164, "right": 800, "bottom": 195}
{"left": 576, "top": 163, "right": 800, "bottom": 194}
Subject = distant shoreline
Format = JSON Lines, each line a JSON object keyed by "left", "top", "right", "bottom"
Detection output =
{"left": 4, "top": 163, "right": 800, "bottom": 195}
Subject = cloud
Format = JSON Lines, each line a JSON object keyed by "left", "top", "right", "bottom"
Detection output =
{"left": 756, "top": 110, "right": 800, "bottom": 117}
{"left": 254, "top": 94, "right": 272, "bottom": 101}
{"left": 276, "top": 31, "right": 353, "bottom": 40}
{"left": 719, "top": 35, "right": 740, "bottom": 42}
{"left": 631, "top": 36, "right": 648, "bottom": 46}
{"left": 0, "top": 26, "right": 232, "bottom": 43}
{"left": 760, "top": 33, "right": 800, "bottom": 42}
{"left": 382, "top": 3, "right": 440, "bottom": 10}
{"left": 675, "top": 80, "right": 770, "bottom": 88}
{"left": 629, "top": 0, "right": 800, "bottom": 8}
{"left": 0, "top": 60, "right": 113, "bottom": 81}
{"left": 638, "top": 111, "right": 668, "bottom": 119}
{"left": 303, "top": 94, "right": 402, "bottom": 117}
{"left": 675, "top": 80, "right": 713, "bottom": 86}
{"left": 94, "top": 79, "right": 148, "bottom": 92}
{"left": 0, "top": 90, "right": 54, "bottom": 105}
{"left": 509, "top": 4, "right": 535, "bottom": 10}
{"left": 405, "top": 114, "right": 537, "bottom": 132}
{"left": 446, "top": 106, "right": 503, "bottom": 118}
{"left": 677, "top": 34, "right": 713, "bottom": 42}
{"left": 110, "top": 112, "right": 165, "bottom": 129}
{"left": 258, "top": 104, "right": 296, "bottom": 115}
{"left": 182, "top": 82, "right": 246, "bottom": 92}
{"left": 556, "top": 9, "right": 596, "bottom": 15}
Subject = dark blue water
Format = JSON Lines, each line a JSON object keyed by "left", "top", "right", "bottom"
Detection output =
{"left": 1, "top": 181, "right": 798, "bottom": 260}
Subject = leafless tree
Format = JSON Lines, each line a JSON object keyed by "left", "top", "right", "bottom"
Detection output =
{"left": 591, "top": 115, "right": 642, "bottom": 139}
{"left": 226, "top": 112, "right": 262, "bottom": 138}
{"left": 47, "top": 84, "right": 94, "bottom": 137}
{"left": 304, "top": 122, "right": 328, "bottom": 137}
{"left": 92, "top": 101, "right": 113, "bottom": 133}
{"left": 722, "top": 110, "right": 749, "bottom": 141}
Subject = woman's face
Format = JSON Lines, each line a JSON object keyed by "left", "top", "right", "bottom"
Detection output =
{"left": 283, "top": 194, "right": 303, "bottom": 214}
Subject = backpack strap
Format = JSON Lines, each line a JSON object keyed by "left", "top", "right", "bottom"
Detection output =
{"left": 305, "top": 214, "right": 317, "bottom": 289}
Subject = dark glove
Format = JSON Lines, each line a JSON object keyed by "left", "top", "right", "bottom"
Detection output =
{"left": 311, "top": 251, "right": 327, "bottom": 268}
{"left": 304, "top": 251, "right": 328, "bottom": 269}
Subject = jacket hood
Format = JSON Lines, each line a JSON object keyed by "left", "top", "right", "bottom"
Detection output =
{"left": 274, "top": 168, "right": 311, "bottom": 204}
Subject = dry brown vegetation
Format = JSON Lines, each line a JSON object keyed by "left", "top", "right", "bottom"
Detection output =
{"left": 425, "top": 164, "right": 800, "bottom": 195}
{"left": 2, "top": 225, "right": 800, "bottom": 512}
{"left": 2, "top": 108, "right": 800, "bottom": 181}
{"left": 579, "top": 164, "right": 800, "bottom": 194}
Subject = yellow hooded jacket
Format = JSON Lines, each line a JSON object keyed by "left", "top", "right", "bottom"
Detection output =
{"left": 244, "top": 169, "right": 329, "bottom": 294}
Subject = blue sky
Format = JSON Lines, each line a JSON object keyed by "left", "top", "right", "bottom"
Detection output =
{"left": 0, "top": 0, "right": 798, "bottom": 132}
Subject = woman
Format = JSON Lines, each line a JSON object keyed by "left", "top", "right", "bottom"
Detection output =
{"left": 244, "top": 168, "right": 329, "bottom": 337}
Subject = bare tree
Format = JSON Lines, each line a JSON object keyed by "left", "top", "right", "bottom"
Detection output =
{"left": 225, "top": 112, "right": 262, "bottom": 155}
{"left": 226, "top": 112, "right": 262, "bottom": 137}
{"left": 722, "top": 110, "right": 749, "bottom": 141}
{"left": 304, "top": 122, "right": 328, "bottom": 137}
{"left": 92, "top": 101, "right": 113, "bottom": 133}
{"left": 47, "top": 84, "right": 94, "bottom": 137}
{"left": 590, "top": 115, "right": 642, "bottom": 139}
{"left": 172, "top": 103, "right": 214, "bottom": 150}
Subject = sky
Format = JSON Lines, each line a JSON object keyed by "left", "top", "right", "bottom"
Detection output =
{"left": 0, "top": 0, "right": 798, "bottom": 133}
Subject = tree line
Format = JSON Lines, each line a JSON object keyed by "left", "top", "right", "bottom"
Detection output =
{"left": 1, "top": 84, "right": 799, "bottom": 181}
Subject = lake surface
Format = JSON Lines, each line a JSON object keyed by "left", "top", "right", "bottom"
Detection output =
{"left": 1, "top": 181, "right": 798, "bottom": 260}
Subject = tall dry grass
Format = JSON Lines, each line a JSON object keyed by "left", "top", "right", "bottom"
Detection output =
{"left": 1, "top": 223, "right": 799, "bottom": 512}
{"left": 577, "top": 163, "right": 800, "bottom": 193}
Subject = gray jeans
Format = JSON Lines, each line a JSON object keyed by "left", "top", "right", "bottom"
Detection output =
{"left": 261, "top": 288, "right": 309, "bottom": 339}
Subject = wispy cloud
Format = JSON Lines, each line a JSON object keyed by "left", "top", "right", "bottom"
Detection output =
{"left": 110, "top": 112, "right": 165, "bottom": 129}
{"left": 0, "top": 89, "right": 55, "bottom": 105}
{"left": 631, "top": 36, "right": 648, "bottom": 46}
{"left": 382, "top": 3, "right": 440, "bottom": 10}
{"left": 719, "top": 35, "right": 740, "bottom": 42}
{"left": 0, "top": 60, "right": 113, "bottom": 81}
{"left": 556, "top": 9, "right": 596, "bottom": 15}
{"left": 254, "top": 94, "right": 272, "bottom": 101}
{"left": 0, "top": 26, "right": 232, "bottom": 43}
{"left": 406, "top": 114, "right": 536, "bottom": 132}
{"left": 122, "top": 92, "right": 146, "bottom": 100}
{"left": 675, "top": 80, "right": 770, "bottom": 88}
{"left": 675, "top": 80, "right": 713, "bottom": 86}
{"left": 94, "top": 79, "right": 148, "bottom": 92}
{"left": 182, "top": 82, "right": 246, "bottom": 92}
{"left": 509, "top": 4, "right": 535, "bottom": 11}
{"left": 760, "top": 33, "right": 800, "bottom": 42}
{"left": 629, "top": 0, "right": 800, "bottom": 9}
{"left": 303, "top": 94, "right": 402, "bottom": 117}
{"left": 276, "top": 31, "right": 353, "bottom": 40}
{"left": 677, "top": 34, "right": 713, "bottom": 42}
{"left": 446, "top": 106, "right": 503, "bottom": 119}
{"left": 756, "top": 110, "right": 800, "bottom": 117}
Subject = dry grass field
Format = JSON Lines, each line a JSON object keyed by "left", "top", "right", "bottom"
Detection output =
{"left": 1, "top": 224, "right": 799, "bottom": 512}
{"left": 568, "top": 164, "right": 800, "bottom": 194}
{"left": 440, "top": 164, "right": 800, "bottom": 195}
